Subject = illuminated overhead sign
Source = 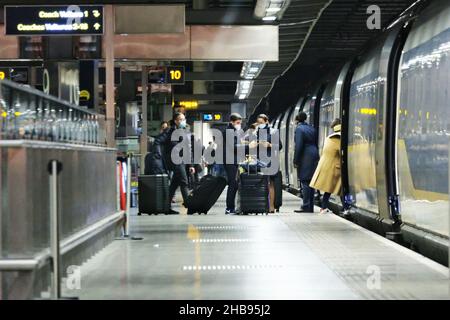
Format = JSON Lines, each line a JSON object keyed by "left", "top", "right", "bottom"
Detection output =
{"left": 202, "top": 113, "right": 222, "bottom": 122}
{"left": 203, "top": 113, "right": 213, "bottom": 121}
{"left": 179, "top": 101, "right": 198, "bottom": 110}
{"left": 4, "top": 5, "right": 104, "bottom": 36}
{"left": 166, "top": 66, "right": 185, "bottom": 85}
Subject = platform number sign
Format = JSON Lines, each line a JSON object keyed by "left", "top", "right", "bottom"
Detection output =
{"left": 166, "top": 66, "right": 185, "bottom": 85}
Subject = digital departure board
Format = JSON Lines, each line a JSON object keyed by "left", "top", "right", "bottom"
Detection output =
{"left": 4, "top": 5, "right": 104, "bottom": 36}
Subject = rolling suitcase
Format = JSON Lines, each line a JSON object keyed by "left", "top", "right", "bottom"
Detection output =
{"left": 185, "top": 175, "right": 227, "bottom": 215}
{"left": 238, "top": 171, "right": 270, "bottom": 215}
{"left": 138, "top": 174, "right": 170, "bottom": 215}
{"left": 273, "top": 171, "right": 283, "bottom": 211}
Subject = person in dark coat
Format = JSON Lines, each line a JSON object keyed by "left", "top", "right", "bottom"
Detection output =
{"left": 144, "top": 150, "right": 166, "bottom": 175}
{"left": 187, "top": 133, "right": 204, "bottom": 188}
{"left": 293, "top": 111, "right": 319, "bottom": 213}
{"left": 221, "top": 113, "right": 244, "bottom": 215}
{"left": 255, "top": 114, "right": 282, "bottom": 213}
{"left": 153, "top": 112, "right": 195, "bottom": 214}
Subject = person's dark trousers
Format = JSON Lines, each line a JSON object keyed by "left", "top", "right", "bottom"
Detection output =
{"left": 301, "top": 180, "right": 315, "bottom": 212}
{"left": 224, "top": 164, "right": 239, "bottom": 211}
{"left": 321, "top": 192, "right": 331, "bottom": 210}
{"left": 169, "top": 164, "right": 190, "bottom": 206}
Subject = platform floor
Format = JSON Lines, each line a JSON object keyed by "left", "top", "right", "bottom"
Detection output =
{"left": 65, "top": 191, "right": 450, "bottom": 300}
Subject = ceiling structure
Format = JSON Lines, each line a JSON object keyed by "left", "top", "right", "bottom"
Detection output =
{"left": 1, "top": 0, "right": 422, "bottom": 118}
{"left": 253, "top": 0, "right": 421, "bottom": 119}
{"left": 0, "top": 0, "right": 333, "bottom": 115}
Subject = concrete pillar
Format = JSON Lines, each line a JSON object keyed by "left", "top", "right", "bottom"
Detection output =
{"left": 104, "top": 5, "right": 115, "bottom": 147}
{"left": 140, "top": 66, "right": 148, "bottom": 171}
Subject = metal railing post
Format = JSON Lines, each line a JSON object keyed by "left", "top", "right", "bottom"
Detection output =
{"left": 49, "top": 159, "right": 62, "bottom": 299}
{"left": 125, "top": 155, "right": 132, "bottom": 237}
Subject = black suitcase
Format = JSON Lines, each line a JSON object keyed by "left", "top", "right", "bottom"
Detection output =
{"left": 273, "top": 171, "right": 283, "bottom": 211}
{"left": 238, "top": 173, "right": 270, "bottom": 215}
{"left": 138, "top": 174, "right": 170, "bottom": 215}
{"left": 185, "top": 175, "right": 227, "bottom": 215}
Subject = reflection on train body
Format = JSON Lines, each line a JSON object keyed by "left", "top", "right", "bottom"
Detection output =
{"left": 347, "top": 43, "right": 385, "bottom": 214}
{"left": 271, "top": 0, "right": 450, "bottom": 263}
{"left": 396, "top": 0, "right": 450, "bottom": 237}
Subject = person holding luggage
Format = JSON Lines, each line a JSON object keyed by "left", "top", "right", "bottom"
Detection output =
{"left": 160, "top": 121, "right": 169, "bottom": 133}
{"left": 222, "top": 113, "right": 243, "bottom": 215}
{"left": 310, "top": 119, "right": 347, "bottom": 214}
{"left": 293, "top": 111, "right": 319, "bottom": 213}
{"left": 255, "top": 114, "right": 282, "bottom": 213}
{"left": 153, "top": 112, "right": 195, "bottom": 215}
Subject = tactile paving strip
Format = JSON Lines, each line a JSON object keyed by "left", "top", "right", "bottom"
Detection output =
{"left": 182, "top": 264, "right": 284, "bottom": 271}
{"left": 281, "top": 214, "right": 449, "bottom": 300}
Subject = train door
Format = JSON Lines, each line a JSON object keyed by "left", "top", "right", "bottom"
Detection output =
{"left": 318, "top": 80, "right": 338, "bottom": 152}
{"left": 347, "top": 37, "right": 388, "bottom": 222}
{"left": 283, "top": 105, "right": 297, "bottom": 186}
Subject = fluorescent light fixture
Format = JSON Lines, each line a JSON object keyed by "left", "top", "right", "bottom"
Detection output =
{"left": 266, "top": 7, "right": 281, "bottom": 13}
{"left": 241, "top": 81, "right": 251, "bottom": 89}
{"left": 240, "top": 61, "right": 265, "bottom": 80}
{"left": 236, "top": 80, "right": 254, "bottom": 100}
{"left": 262, "top": 16, "right": 277, "bottom": 21}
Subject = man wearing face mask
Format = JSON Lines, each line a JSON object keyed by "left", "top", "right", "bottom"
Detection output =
{"left": 222, "top": 113, "right": 243, "bottom": 215}
{"left": 153, "top": 112, "right": 195, "bottom": 214}
{"left": 254, "top": 114, "right": 282, "bottom": 213}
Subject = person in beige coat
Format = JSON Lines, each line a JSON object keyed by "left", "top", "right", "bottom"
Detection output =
{"left": 310, "top": 119, "right": 343, "bottom": 214}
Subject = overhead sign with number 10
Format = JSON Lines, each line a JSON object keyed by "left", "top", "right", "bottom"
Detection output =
{"left": 166, "top": 66, "right": 185, "bottom": 85}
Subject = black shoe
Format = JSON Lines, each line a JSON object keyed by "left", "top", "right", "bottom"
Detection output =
{"left": 294, "top": 209, "right": 313, "bottom": 213}
{"left": 166, "top": 209, "right": 180, "bottom": 215}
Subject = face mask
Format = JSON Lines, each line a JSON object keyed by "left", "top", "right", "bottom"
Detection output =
{"left": 178, "top": 120, "right": 187, "bottom": 129}
{"left": 258, "top": 124, "right": 266, "bottom": 129}
{"left": 234, "top": 124, "right": 241, "bottom": 131}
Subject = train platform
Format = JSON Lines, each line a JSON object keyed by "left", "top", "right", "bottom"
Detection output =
{"left": 65, "top": 191, "right": 449, "bottom": 300}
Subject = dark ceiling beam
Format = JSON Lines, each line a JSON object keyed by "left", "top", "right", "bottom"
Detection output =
{"left": 193, "top": 104, "right": 231, "bottom": 111}
{"left": 175, "top": 94, "right": 236, "bottom": 102}
{"left": 186, "top": 72, "right": 241, "bottom": 82}
{"left": 186, "top": 9, "right": 268, "bottom": 25}
{"left": 1, "top": 1, "right": 189, "bottom": 4}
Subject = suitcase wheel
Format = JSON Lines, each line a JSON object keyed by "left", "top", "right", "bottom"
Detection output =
{"left": 187, "top": 209, "right": 195, "bottom": 215}
{"left": 138, "top": 212, "right": 142, "bottom": 216}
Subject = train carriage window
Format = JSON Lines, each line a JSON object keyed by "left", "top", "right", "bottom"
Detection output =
{"left": 396, "top": 0, "right": 450, "bottom": 237}
{"left": 279, "top": 111, "right": 289, "bottom": 180}
{"left": 287, "top": 99, "right": 303, "bottom": 189}
{"left": 318, "top": 81, "right": 338, "bottom": 151}
{"left": 348, "top": 45, "right": 385, "bottom": 214}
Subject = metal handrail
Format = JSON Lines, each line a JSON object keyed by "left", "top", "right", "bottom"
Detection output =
{"left": 0, "top": 211, "right": 124, "bottom": 272}
{"left": 0, "top": 79, "right": 96, "bottom": 115}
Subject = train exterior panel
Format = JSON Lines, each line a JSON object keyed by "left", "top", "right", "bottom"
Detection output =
{"left": 274, "top": 0, "right": 450, "bottom": 264}
{"left": 396, "top": 0, "right": 450, "bottom": 238}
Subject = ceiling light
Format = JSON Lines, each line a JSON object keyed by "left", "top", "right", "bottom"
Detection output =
{"left": 262, "top": 16, "right": 277, "bottom": 21}
{"left": 236, "top": 80, "right": 254, "bottom": 100}
{"left": 266, "top": 7, "right": 281, "bottom": 13}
